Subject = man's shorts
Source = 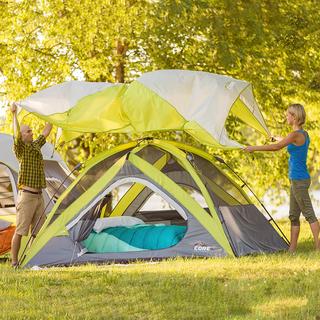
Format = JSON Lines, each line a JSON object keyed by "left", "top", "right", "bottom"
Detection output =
{"left": 16, "top": 191, "right": 45, "bottom": 236}
{"left": 289, "top": 179, "right": 318, "bottom": 226}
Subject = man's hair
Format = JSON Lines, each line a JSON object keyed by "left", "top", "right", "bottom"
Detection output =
{"left": 287, "top": 103, "right": 306, "bottom": 126}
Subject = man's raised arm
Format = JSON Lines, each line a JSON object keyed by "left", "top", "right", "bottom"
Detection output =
{"left": 11, "top": 102, "right": 20, "bottom": 138}
{"left": 42, "top": 123, "right": 53, "bottom": 138}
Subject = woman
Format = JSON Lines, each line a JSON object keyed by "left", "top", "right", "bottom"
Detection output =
{"left": 244, "top": 104, "right": 319, "bottom": 252}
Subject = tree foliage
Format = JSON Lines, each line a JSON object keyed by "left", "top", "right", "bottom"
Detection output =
{"left": 1, "top": 0, "right": 320, "bottom": 200}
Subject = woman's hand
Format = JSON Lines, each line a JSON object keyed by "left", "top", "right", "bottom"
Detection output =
{"left": 271, "top": 136, "right": 283, "bottom": 142}
{"left": 243, "top": 146, "right": 255, "bottom": 153}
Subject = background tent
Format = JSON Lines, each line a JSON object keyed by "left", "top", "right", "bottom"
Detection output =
{"left": 18, "top": 70, "right": 270, "bottom": 148}
{"left": 0, "top": 133, "right": 74, "bottom": 255}
{"left": 0, "top": 218, "right": 14, "bottom": 255}
{"left": 19, "top": 140, "right": 288, "bottom": 268}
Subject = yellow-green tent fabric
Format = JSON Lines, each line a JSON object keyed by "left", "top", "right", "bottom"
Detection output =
{"left": 19, "top": 70, "right": 270, "bottom": 148}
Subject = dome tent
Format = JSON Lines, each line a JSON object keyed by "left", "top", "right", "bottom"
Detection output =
{"left": 19, "top": 139, "right": 288, "bottom": 268}
{"left": 0, "top": 133, "right": 74, "bottom": 255}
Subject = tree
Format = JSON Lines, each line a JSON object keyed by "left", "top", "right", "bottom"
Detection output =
{"left": 1, "top": 0, "right": 320, "bottom": 200}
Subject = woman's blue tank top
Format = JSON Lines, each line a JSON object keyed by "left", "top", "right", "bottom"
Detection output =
{"left": 287, "top": 130, "right": 310, "bottom": 180}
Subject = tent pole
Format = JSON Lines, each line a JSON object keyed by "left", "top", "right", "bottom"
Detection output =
{"left": 214, "top": 156, "right": 290, "bottom": 245}
{"left": 186, "top": 152, "right": 238, "bottom": 256}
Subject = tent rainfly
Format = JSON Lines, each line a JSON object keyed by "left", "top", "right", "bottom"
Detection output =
{"left": 18, "top": 70, "right": 270, "bottom": 148}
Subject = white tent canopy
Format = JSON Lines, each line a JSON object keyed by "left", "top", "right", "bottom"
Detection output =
{"left": 20, "top": 81, "right": 116, "bottom": 116}
{"left": 17, "top": 70, "right": 270, "bottom": 148}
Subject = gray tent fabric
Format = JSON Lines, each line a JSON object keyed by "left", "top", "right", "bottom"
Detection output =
{"left": 219, "top": 204, "right": 288, "bottom": 256}
{"left": 26, "top": 213, "right": 226, "bottom": 267}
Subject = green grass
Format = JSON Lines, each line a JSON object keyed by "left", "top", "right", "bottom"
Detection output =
{"left": 1, "top": 220, "right": 320, "bottom": 320}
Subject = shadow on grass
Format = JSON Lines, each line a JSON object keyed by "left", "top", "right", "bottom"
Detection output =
{"left": 1, "top": 262, "right": 320, "bottom": 320}
{"left": 296, "top": 238, "right": 316, "bottom": 253}
{"left": 0, "top": 254, "right": 9, "bottom": 264}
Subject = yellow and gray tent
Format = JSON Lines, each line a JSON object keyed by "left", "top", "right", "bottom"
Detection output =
{"left": 17, "top": 70, "right": 287, "bottom": 268}
{"left": 19, "top": 70, "right": 270, "bottom": 148}
{"left": 19, "top": 139, "right": 288, "bottom": 268}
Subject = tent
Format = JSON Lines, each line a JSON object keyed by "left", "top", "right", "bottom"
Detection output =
{"left": 15, "top": 70, "right": 288, "bottom": 267}
{"left": 0, "top": 218, "right": 15, "bottom": 255}
{"left": 0, "top": 133, "right": 74, "bottom": 255}
{"left": 19, "top": 139, "right": 288, "bottom": 267}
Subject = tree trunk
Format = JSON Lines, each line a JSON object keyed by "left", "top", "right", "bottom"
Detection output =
{"left": 115, "top": 39, "right": 128, "bottom": 83}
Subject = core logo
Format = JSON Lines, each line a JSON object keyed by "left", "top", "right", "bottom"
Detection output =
{"left": 193, "top": 241, "right": 214, "bottom": 252}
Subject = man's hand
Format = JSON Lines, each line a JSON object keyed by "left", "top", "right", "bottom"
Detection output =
{"left": 11, "top": 102, "right": 20, "bottom": 138}
{"left": 42, "top": 123, "right": 53, "bottom": 138}
{"left": 11, "top": 102, "right": 18, "bottom": 113}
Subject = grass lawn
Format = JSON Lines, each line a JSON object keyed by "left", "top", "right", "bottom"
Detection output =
{"left": 1, "top": 220, "right": 320, "bottom": 320}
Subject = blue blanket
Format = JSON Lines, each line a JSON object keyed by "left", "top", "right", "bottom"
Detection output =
{"left": 82, "top": 224, "right": 187, "bottom": 253}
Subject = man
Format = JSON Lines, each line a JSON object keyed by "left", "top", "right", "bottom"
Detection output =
{"left": 11, "top": 102, "right": 52, "bottom": 267}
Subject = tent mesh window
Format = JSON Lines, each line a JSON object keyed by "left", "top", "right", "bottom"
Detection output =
{"left": 48, "top": 149, "right": 132, "bottom": 225}
{"left": 160, "top": 160, "right": 222, "bottom": 207}
{"left": 45, "top": 178, "right": 68, "bottom": 203}
{"left": 116, "top": 183, "right": 188, "bottom": 226}
{"left": 43, "top": 161, "right": 73, "bottom": 200}
{"left": 192, "top": 155, "right": 250, "bottom": 206}
{"left": 135, "top": 146, "right": 214, "bottom": 215}
{"left": 135, "top": 189, "right": 189, "bottom": 227}
{"left": 135, "top": 145, "right": 166, "bottom": 164}
{"left": 72, "top": 196, "right": 107, "bottom": 242}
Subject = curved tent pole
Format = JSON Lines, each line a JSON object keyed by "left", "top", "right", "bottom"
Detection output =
{"left": 110, "top": 151, "right": 169, "bottom": 217}
{"left": 184, "top": 152, "right": 238, "bottom": 256}
{"left": 163, "top": 140, "right": 252, "bottom": 204}
{"left": 214, "top": 156, "right": 290, "bottom": 245}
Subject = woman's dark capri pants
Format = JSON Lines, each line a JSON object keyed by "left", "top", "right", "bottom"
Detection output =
{"left": 289, "top": 179, "right": 318, "bottom": 226}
